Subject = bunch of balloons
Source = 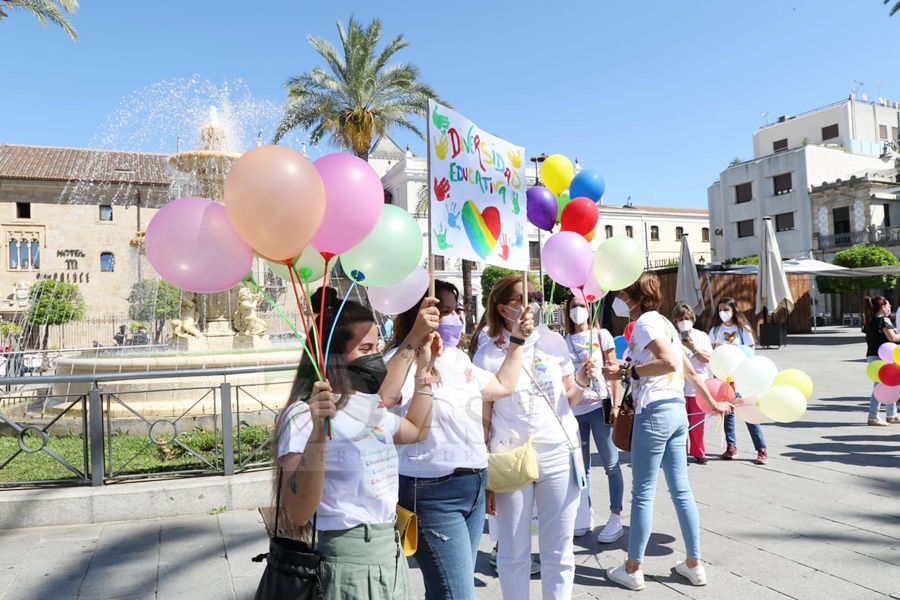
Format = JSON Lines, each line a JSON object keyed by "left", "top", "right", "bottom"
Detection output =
{"left": 866, "top": 342, "right": 900, "bottom": 404}
{"left": 706, "top": 345, "right": 812, "bottom": 423}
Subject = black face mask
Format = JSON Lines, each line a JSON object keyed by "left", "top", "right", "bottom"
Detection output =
{"left": 346, "top": 353, "right": 388, "bottom": 394}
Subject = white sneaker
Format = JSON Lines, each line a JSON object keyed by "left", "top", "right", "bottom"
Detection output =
{"left": 675, "top": 560, "right": 707, "bottom": 586}
{"left": 573, "top": 527, "right": 590, "bottom": 537}
{"left": 596, "top": 516, "right": 624, "bottom": 543}
{"left": 607, "top": 563, "right": 645, "bottom": 591}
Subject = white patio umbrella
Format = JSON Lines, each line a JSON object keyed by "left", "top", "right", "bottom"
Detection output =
{"left": 757, "top": 217, "right": 794, "bottom": 320}
{"left": 675, "top": 233, "right": 704, "bottom": 315}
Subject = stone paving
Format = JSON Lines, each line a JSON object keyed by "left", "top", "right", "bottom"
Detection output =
{"left": 0, "top": 326, "right": 898, "bottom": 599}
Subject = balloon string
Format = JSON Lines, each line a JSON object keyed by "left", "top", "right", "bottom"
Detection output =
{"left": 688, "top": 412, "right": 719, "bottom": 432}
{"left": 317, "top": 257, "right": 333, "bottom": 441}
{"left": 324, "top": 280, "right": 358, "bottom": 362}
{"left": 286, "top": 262, "right": 323, "bottom": 377}
{"left": 547, "top": 280, "right": 556, "bottom": 326}
{"left": 296, "top": 277, "right": 324, "bottom": 377}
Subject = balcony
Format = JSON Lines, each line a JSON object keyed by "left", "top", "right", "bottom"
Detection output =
{"left": 816, "top": 226, "right": 900, "bottom": 250}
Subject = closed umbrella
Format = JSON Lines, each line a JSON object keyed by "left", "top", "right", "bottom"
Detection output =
{"left": 757, "top": 217, "right": 794, "bottom": 320}
{"left": 675, "top": 233, "right": 704, "bottom": 314}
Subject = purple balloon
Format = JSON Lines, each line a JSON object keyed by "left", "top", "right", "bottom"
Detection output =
{"left": 145, "top": 197, "right": 254, "bottom": 293}
{"left": 542, "top": 231, "right": 593, "bottom": 288}
{"left": 366, "top": 267, "right": 430, "bottom": 315}
{"left": 526, "top": 186, "right": 558, "bottom": 231}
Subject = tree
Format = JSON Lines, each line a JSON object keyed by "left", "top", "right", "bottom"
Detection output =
{"left": 128, "top": 279, "right": 181, "bottom": 342}
{"left": 480, "top": 266, "right": 540, "bottom": 308}
{"left": 817, "top": 244, "right": 899, "bottom": 295}
{"left": 885, "top": 0, "right": 900, "bottom": 16}
{"left": 273, "top": 16, "right": 448, "bottom": 160}
{"left": 24, "top": 279, "right": 85, "bottom": 349}
{"left": 0, "top": 0, "right": 78, "bottom": 41}
{"left": 724, "top": 255, "right": 759, "bottom": 266}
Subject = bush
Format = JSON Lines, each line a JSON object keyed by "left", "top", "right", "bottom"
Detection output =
{"left": 817, "top": 244, "right": 899, "bottom": 294}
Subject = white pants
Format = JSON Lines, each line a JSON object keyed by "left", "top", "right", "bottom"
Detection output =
{"left": 495, "top": 442, "right": 580, "bottom": 599}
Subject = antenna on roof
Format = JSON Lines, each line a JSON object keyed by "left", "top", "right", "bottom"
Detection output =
{"left": 761, "top": 111, "right": 770, "bottom": 125}
{"left": 853, "top": 80, "right": 865, "bottom": 101}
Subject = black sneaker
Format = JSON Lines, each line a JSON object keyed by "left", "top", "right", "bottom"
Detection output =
{"left": 694, "top": 456, "right": 709, "bottom": 465}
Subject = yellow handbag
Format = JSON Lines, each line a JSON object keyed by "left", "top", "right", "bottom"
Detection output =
{"left": 395, "top": 504, "right": 418, "bottom": 557}
{"left": 486, "top": 432, "right": 539, "bottom": 493}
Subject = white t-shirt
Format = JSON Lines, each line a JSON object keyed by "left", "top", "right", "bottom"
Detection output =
{"left": 628, "top": 311, "right": 685, "bottom": 413}
{"left": 387, "top": 347, "right": 492, "bottom": 477}
{"left": 277, "top": 394, "right": 401, "bottom": 532}
{"left": 474, "top": 330, "right": 579, "bottom": 451}
{"left": 565, "top": 329, "right": 615, "bottom": 416}
{"left": 682, "top": 329, "right": 712, "bottom": 397}
{"left": 708, "top": 323, "right": 755, "bottom": 347}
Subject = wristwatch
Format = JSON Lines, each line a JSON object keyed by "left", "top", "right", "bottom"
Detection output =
{"left": 630, "top": 364, "right": 640, "bottom": 380}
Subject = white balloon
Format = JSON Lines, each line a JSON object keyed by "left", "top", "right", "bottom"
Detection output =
{"left": 732, "top": 356, "right": 779, "bottom": 398}
{"left": 708, "top": 345, "right": 747, "bottom": 381}
{"left": 366, "top": 267, "right": 430, "bottom": 315}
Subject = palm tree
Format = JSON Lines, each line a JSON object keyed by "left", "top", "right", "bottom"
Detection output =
{"left": 273, "top": 16, "right": 447, "bottom": 160}
{"left": 886, "top": 0, "right": 900, "bottom": 16}
{"left": 0, "top": 0, "right": 78, "bottom": 41}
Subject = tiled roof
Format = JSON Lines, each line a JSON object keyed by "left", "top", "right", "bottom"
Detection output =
{"left": 0, "top": 144, "right": 170, "bottom": 185}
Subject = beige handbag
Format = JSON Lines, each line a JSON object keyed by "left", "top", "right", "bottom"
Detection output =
{"left": 486, "top": 432, "right": 539, "bottom": 493}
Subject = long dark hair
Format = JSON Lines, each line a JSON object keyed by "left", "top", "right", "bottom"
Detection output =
{"left": 709, "top": 296, "right": 753, "bottom": 333}
{"left": 388, "top": 279, "right": 459, "bottom": 352}
{"left": 863, "top": 295, "right": 890, "bottom": 325}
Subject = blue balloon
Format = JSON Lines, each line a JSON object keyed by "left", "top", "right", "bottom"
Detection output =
{"left": 614, "top": 335, "right": 628, "bottom": 359}
{"left": 738, "top": 345, "right": 755, "bottom": 357}
{"left": 569, "top": 169, "right": 605, "bottom": 203}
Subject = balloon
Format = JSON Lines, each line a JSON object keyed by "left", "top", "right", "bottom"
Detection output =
{"left": 579, "top": 270, "right": 605, "bottom": 303}
{"left": 556, "top": 192, "right": 570, "bottom": 224}
{"left": 340, "top": 204, "right": 423, "bottom": 287}
{"left": 736, "top": 401, "right": 770, "bottom": 424}
{"left": 265, "top": 245, "right": 327, "bottom": 283}
{"left": 758, "top": 385, "right": 807, "bottom": 423}
{"left": 593, "top": 236, "right": 645, "bottom": 291}
{"left": 312, "top": 153, "right": 385, "bottom": 258}
{"left": 878, "top": 342, "right": 897, "bottom": 363}
{"left": 873, "top": 382, "right": 900, "bottom": 405}
{"left": 867, "top": 360, "right": 887, "bottom": 382}
{"left": 542, "top": 231, "right": 594, "bottom": 288}
{"left": 146, "top": 197, "right": 253, "bottom": 293}
{"left": 732, "top": 356, "right": 779, "bottom": 398}
{"left": 526, "top": 186, "right": 558, "bottom": 231}
{"left": 560, "top": 196, "right": 599, "bottom": 236}
{"left": 878, "top": 363, "right": 900, "bottom": 386}
{"left": 709, "top": 345, "right": 748, "bottom": 381}
{"left": 623, "top": 321, "right": 635, "bottom": 341}
{"left": 738, "top": 345, "right": 755, "bottom": 357}
{"left": 613, "top": 335, "right": 628, "bottom": 359}
{"left": 541, "top": 154, "right": 574, "bottom": 195}
{"left": 585, "top": 228, "right": 595, "bottom": 242}
{"left": 893, "top": 344, "right": 900, "bottom": 366}
{"left": 772, "top": 368, "right": 813, "bottom": 400}
{"left": 569, "top": 169, "right": 606, "bottom": 203}
{"left": 366, "top": 267, "right": 430, "bottom": 315}
{"left": 224, "top": 145, "right": 325, "bottom": 260}
{"left": 705, "top": 378, "right": 737, "bottom": 403}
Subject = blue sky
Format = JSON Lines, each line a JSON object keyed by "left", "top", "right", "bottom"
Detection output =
{"left": 2, "top": 0, "right": 898, "bottom": 209}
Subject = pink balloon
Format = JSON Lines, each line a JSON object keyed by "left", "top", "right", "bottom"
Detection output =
{"left": 542, "top": 231, "right": 593, "bottom": 288}
{"left": 578, "top": 270, "right": 605, "bottom": 303}
{"left": 224, "top": 145, "right": 325, "bottom": 260}
{"left": 312, "top": 153, "right": 385, "bottom": 258}
{"left": 873, "top": 382, "right": 900, "bottom": 405}
{"left": 366, "top": 267, "right": 430, "bottom": 315}
{"left": 146, "top": 197, "right": 253, "bottom": 293}
{"left": 878, "top": 342, "right": 897, "bottom": 363}
{"left": 736, "top": 401, "right": 770, "bottom": 424}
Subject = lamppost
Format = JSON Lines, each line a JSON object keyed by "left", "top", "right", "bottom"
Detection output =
{"left": 529, "top": 153, "right": 548, "bottom": 307}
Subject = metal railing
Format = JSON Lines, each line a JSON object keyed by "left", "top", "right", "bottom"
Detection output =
{"left": 0, "top": 363, "right": 297, "bottom": 488}
{"left": 815, "top": 226, "right": 900, "bottom": 250}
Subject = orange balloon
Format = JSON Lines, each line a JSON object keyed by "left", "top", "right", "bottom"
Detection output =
{"left": 224, "top": 145, "right": 326, "bottom": 260}
{"left": 584, "top": 228, "right": 595, "bottom": 242}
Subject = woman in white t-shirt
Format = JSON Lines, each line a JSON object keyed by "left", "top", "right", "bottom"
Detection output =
{"left": 379, "top": 279, "right": 533, "bottom": 600}
{"left": 673, "top": 303, "right": 713, "bottom": 464}
{"left": 275, "top": 287, "right": 438, "bottom": 600}
{"left": 563, "top": 293, "right": 625, "bottom": 544}
{"left": 708, "top": 296, "right": 768, "bottom": 465}
{"left": 471, "top": 274, "right": 596, "bottom": 600}
{"left": 601, "top": 274, "right": 731, "bottom": 592}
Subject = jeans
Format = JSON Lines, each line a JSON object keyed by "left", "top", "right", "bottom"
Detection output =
{"left": 723, "top": 412, "right": 767, "bottom": 451}
{"left": 575, "top": 408, "right": 624, "bottom": 533}
{"left": 628, "top": 399, "right": 701, "bottom": 563}
{"left": 494, "top": 442, "right": 580, "bottom": 600}
{"left": 867, "top": 356, "right": 898, "bottom": 421}
{"left": 398, "top": 469, "right": 486, "bottom": 600}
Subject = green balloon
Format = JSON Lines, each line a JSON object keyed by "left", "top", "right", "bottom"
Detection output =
{"left": 265, "top": 245, "right": 326, "bottom": 283}
{"left": 556, "top": 192, "right": 570, "bottom": 224}
{"left": 593, "top": 235, "right": 644, "bottom": 291}
{"left": 340, "top": 204, "right": 423, "bottom": 287}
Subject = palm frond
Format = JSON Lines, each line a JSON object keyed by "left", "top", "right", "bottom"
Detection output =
{"left": 6, "top": 0, "right": 78, "bottom": 40}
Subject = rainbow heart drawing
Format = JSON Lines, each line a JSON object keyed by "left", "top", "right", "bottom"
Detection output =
{"left": 461, "top": 200, "right": 501, "bottom": 259}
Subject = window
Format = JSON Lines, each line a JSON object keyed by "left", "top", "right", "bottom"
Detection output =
{"left": 605, "top": 225, "right": 613, "bottom": 239}
{"left": 99, "top": 205, "right": 113, "bottom": 221}
{"left": 529, "top": 241, "right": 540, "bottom": 270}
{"left": 773, "top": 173, "right": 792, "bottom": 195}
{"left": 625, "top": 225, "right": 633, "bottom": 238}
{"left": 821, "top": 123, "right": 839, "bottom": 140}
{"left": 675, "top": 226, "right": 684, "bottom": 240}
{"left": 100, "top": 252, "right": 115, "bottom": 272}
{"left": 735, "top": 182, "right": 752, "bottom": 204}
{"left": 433, "top": 255, "right": 445, "bottom": 271}
{"left": 775, "top": 212, "right": 795, "bottom": 232}
{"left": 773, "top": 138, "right": 788, "bottom": 153}
{"left": 880, "top": 124, "right": 889, "bottom": 140}
{"left": 30, "top": 240, "right": 40, "bottom": 269}
{"left": 18, "top": 239, "right": 29, "bottom": 269}
{"left": 650, "top": 226, "right": 659, "bottom": 241}
{"left": 8, "top": 240, "right": 17, "bottom": 269}
{"left": 833, "top": 206, "right": 850, "bottom": 235}
{"left": 702, "top": 227, "right": 710, "bottom": 242}
{"left": 16, "top": 203, "right": 30, "bottom": 219}
{"left": 885, "top": 203, "right": 891, "bottom": 228}
{"left": 894, "top": 127, "right": 899, "bottom": 142}
{"left": 737, "top": 219, "right": 754, "bottom": 238}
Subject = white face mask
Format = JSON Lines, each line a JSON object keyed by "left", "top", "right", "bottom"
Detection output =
{"left": 719, "top": 310, "right": 733, "bottom": 323}
{"left": 677, "top": 319, "right": 693, "bottom": 332}
{"left": 529, "top": 301, "right": 543, "bottom": 326}
{"left": 569, "top": 306, "right": 589, "bottom": 325}
{"left": 612, "top": 297, "right": 631, "bottom": 318}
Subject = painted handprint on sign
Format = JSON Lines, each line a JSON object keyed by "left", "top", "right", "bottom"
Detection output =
{"left": 434, "top": 223, "right": 453, "bottom": 251}
{"left": 435, "top": 133, "right": 449, "bottom": 160}
{"left": 434, "top": 177, "right": 451, "bottom": 202}
{"left": 514, "top": 222, "right": 524, "bottom": 248}
{"left": 507, "top": 149, "right": 522, "bottom": 169}
{"left": 446, "top": 203, "right": 461, "bottom": 230}
{"left": 432, "top": 105, "right": 450, "bottom": 134}
{"left": 511, "top": 189, "right": 520, "bottom": 215}
{"left": 498, "top": 233, "right": 510, "bottom": 261}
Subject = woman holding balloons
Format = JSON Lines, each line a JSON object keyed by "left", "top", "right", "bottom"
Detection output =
{"left": 863, "top": 295, "right": 900, "bottom": 425}
{"left": 708, "top": 297, "right": 768, "bottom": 464}
{"left": 673, "top": 303, "right": 714, "bottom": 464}
{"left": 562, "top": 293, "right": 625, "bottom": 543}
{"left": 379, "top": 279, "right": 533, "bottom": 600}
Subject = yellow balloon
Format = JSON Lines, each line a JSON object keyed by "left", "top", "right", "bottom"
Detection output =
{"left": 541, "top": 154, "right": 575, "bottom": 195}
{"left": 758, "top": 385, "right": 807, "bottom": 423}
{"left": 866, "top": 360, "right": 886, "bottom": 382}
{"left": 772, "top": 368, "right": 814, "bottom": 400}
{"left": 893, "top": 345, "right": 900, "bottom": 365}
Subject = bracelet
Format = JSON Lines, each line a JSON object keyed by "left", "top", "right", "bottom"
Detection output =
{"left": 508, "top": 335, "right": 525, "bottom": 346}
{"left": 573, "top": 377, "right": 589, "bottom": 391}
{"left": 415, "top": 375, "right": 441, "bottom": 385}
{"left": 631, "top": 365, "right": 640, "bottom": 380}
{"left": 414, "top": 389, "right": 434, "bottom": 397}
